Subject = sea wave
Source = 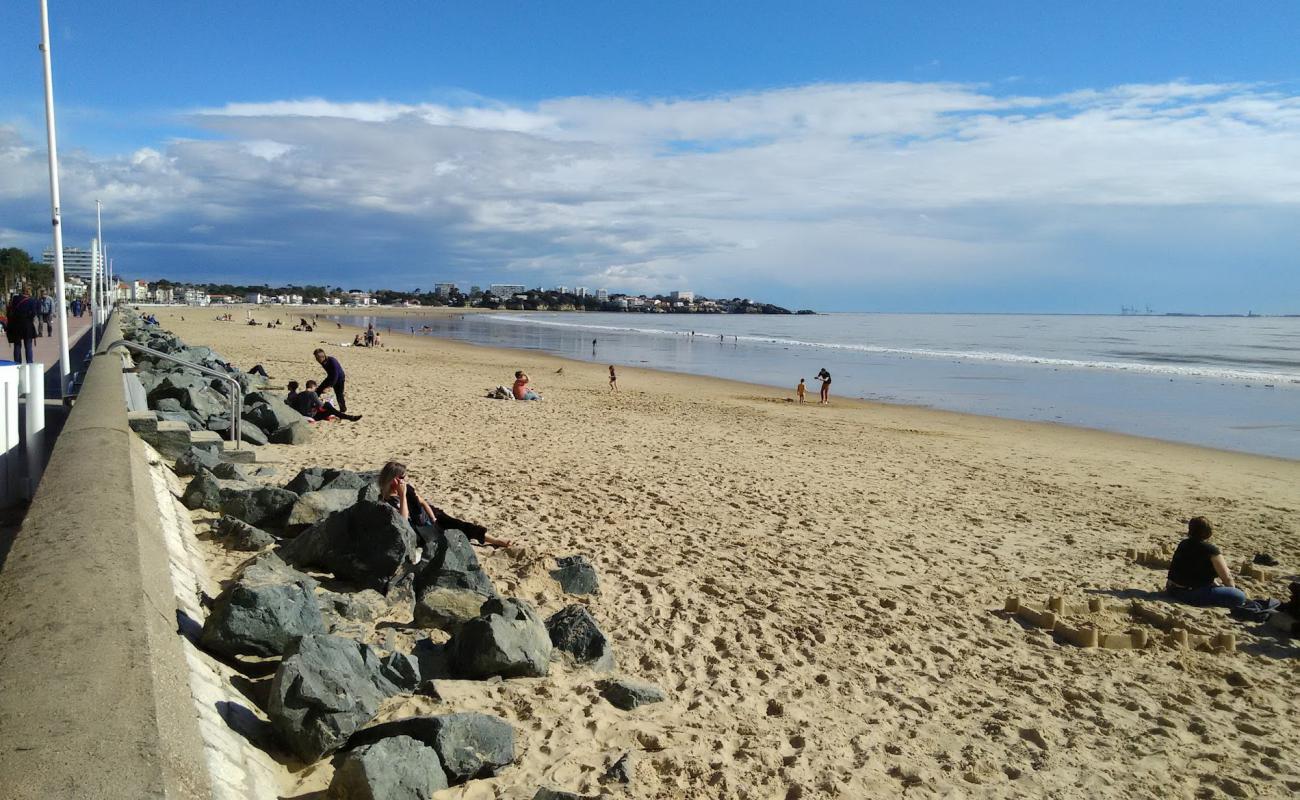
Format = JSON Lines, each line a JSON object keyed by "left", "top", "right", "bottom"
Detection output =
{"left": 489, "top": 314, "right": 1300, "bottom": 385}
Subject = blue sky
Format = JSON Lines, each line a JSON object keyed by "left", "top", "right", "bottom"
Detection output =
{"left": 2, "top": 1, "right": 1299, "bottom": 312}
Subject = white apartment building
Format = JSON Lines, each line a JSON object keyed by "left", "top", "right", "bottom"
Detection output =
{"left": 595, "top": 289, "right": 608, "bottom": 301}
{"left": 42, "top": 244, "right": 104, "bottom": 283}
{"left": 671, "top": 290, "right": 694, "bottom": 302}
{"left": 575, "top": 287, "right": 589, "bottom": 298}
{"left": 433, "top": 283, "right": 457, "bottom": 297}
{"left": 489, "top": 283, "right": 526, "bottom": 297}
{"left": 130, "top": 280, "right": 149, "bottom": 301}
{"left": 183, "top": 289, "right": 210, "bottom": 306}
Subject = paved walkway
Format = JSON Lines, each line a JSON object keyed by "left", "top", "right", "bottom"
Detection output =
{"left": 26, "top": 312, "right": 94, "bottom": 397}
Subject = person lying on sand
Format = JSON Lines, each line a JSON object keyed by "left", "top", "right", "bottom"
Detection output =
{"left": 377, "top": 461, "right": 512, "bottom": 548}
{"left": 286, "top": 380, "right": 361, "bottom": 421}
{"left": 1165, "top": 516, "right": 1246, "bottom": 609}
{"left": 513, "top": 370, "right": 541, "bottom": 400}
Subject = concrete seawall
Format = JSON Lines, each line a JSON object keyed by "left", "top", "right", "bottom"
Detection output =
{"left": 0, "top": 314, "right": 211, "bottom": 798}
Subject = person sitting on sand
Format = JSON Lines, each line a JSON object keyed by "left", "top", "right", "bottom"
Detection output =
{"left": 513, "top": 370, "right": 541, "bottom": 400}
{"left": 353, "top": 333, "right": 364, "bottom": 346}
{"left": 1165, "top": 517, "right": 1246, "bottom": 609}
{"left": 377, "top": 461, "right": 512, "bottom": 548}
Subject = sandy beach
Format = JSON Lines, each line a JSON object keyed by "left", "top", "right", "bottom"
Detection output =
{"left": 162, "top": 308, "right": 1300, "bottom": 799}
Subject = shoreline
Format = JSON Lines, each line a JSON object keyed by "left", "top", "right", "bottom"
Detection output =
{"left": 322, "top": 309, "right": 1300, "bottom": 467}
{"left": 157, "top": 307, "right": 1300, "bottom": 799}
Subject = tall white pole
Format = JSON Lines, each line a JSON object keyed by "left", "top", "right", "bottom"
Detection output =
{"left": 38, "top": 0, "right": 70, "bottom": 395}
{"left": 96, "top": 200, "right": 104, "bottom": 327}
{"left": 89, "top": 237, "right": 98, "bottom": 352}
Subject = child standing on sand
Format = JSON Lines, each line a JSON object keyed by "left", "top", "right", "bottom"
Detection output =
{"left": 796, "top": 378, "right": 806, "bottom": 403}
{"left": 609, "top": 365, "right": 618, "bottom": 392}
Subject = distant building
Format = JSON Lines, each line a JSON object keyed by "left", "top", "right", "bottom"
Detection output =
{"left": 130, "top": 280, "right": 150, "bottom": 301}
{"left": 42, "top": 244, "right": 104, "bottom": 283}
{"left": 671, "top": 290, "right": 694, "bottom": 302}
{"left": 433, "top": 282, "right": 457, "bottom": 298}
{"left": 575, "top": 287, "right": 589, "bottom": 298}
{"left": 153, "top": 287, "right": 174, "bottom": 304}
{"left": 245, "top": 292, "right": 265, "bottom": 304}
{"left": 489, "top": 283, "right": 526, "bottom": 297}
{"left": 183, "top": 288, "right": 210, "bottom": 306}
{"left": 595, "top": 289, "right": 608, "bottom": 301}
{"left": 554, "top": 285, "right": 569, "bottom": 295}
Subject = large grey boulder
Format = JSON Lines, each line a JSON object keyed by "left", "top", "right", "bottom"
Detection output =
{"left": 285, "top": 467, "right": 378, "bottom": 496}
{"left": 181, "top": 470, "right": 223, "bottom": 512}
{"left": 550, "top": 555, "right": 600, "bottom": 595}
{"left": 199, "top": 554, "right": 324, "bottom": 658}
{"left": 597, "top": 678, "right": 666, "bottom": 711}
{"left": 157, "top": 409, "right": 206, "bottom": 431}
{"left": 348, "top": 713, "right": 515, "bottom": 784}
{"left": 279, "top": 501, "right": 419, "bottom": 592}
{"left": 244, "top": 395, "right": 305, "bottom": 434}
{"left": 413, "top": 530, "right": 498, "bottom": 630}
{"left": 327, "top": 735, "right": 448, "bottom": 799}
{"left": 176, "top": 446, "right": 221, "bottom": 477}
{"left": 240, "top": 424, "right": 269, "bottom": 446}
{"left": 213, "top": 515, "right": 276, "bottom": 551}
{"left": 287, "top": 488, "right": 358, "bottom": 528}
{"left": 212, "top": 461, "right": 251, "bottom": 482}
{"left": 268, "top": 634, "right": 403, "bottom": 762}
{"left": 220, "top": 486, "right": 300, "bottom": 529}
{"left": 270, "top": 421, "right": 314, "bottom": 445}
{"left": 546, "top": 605, "right": 615, "bottom": 672}
{"left": 447, "top": 598, "right": 551, "bottom": 679}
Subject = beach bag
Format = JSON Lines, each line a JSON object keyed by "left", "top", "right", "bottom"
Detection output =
{"left": 1229, "top": 598, "right": 1280, "bottom": 623}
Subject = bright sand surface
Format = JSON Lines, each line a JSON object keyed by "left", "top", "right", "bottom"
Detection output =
{"left": 162, "top": 308, "right": 1300, "bottom": 799}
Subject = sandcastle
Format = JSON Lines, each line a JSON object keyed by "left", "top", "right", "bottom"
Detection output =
{"left": 1003, "top": 595, "right": 1237, "bottom": 653}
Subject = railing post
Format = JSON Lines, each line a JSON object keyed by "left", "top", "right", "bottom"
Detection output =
{"left": 0, "top": 364, "right": 19, "bottom": 506}
{"left": 24, "top": 363, "right": 46, "bottom": 497}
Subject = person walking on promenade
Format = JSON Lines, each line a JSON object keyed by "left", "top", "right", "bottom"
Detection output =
{"left": 6, "top": 284, "right": 38, "bottom": 363}
{"left": 815, "top": 368, "right": 832, "bottom": 404}
{"left": 609, "top": 364, "right": 618, "bottom": 392}
{"left": 313, "top": 347, "right": 349, "bottom": 412}
{"left": 37, "top": 288, "right": 54, "bottom": 337}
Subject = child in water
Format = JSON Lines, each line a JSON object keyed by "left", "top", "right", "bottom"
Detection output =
{"left": 796, "top": 378, "right": 806, "bottom": 404}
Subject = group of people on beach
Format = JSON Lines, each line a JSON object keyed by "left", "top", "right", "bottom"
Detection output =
{"left": 278, "top": 347, "right": 362, "bottom": 422}
{"left": 796, "top": 368, "right": 832, "bottom": 404}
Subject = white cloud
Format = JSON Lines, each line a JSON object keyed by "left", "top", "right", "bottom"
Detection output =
{"left": 3, "top": 80, "right": 1300, "bottom": 306}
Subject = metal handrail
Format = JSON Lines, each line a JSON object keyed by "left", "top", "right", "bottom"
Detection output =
{"left": 104, "top": 339, "right": 243, "bottom": 449}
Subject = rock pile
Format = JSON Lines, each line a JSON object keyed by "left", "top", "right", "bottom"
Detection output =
{"left": 123, "top": 315, "right": 314, "bottom": 446}
{"left": 178, "top": 455, "right": 661, "bottom": 793}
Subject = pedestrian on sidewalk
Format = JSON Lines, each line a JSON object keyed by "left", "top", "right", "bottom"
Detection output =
{"left": 6, "top": 283, "right": 38, "bottom": 364}
{"left": 37, "top": 288, "right": 54, "bottom": 337}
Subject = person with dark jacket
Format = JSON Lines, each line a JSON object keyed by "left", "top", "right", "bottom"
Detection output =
{"left": 1165, "top": 517, "right": 1246, "bottom": 608}
{"left": 313, "top": 347, "right": 348, "bottom": 412}
{"left": 6, "top": 285, "right": 38, "bottom": 363}
{"left": 376, "top": 461, "right": 512, "bottom": 548}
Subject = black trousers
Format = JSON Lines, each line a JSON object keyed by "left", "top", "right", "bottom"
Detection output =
{"left": 332, "top": 378, "right": 347, "bottom": 412}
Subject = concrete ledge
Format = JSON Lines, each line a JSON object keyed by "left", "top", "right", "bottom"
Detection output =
{"left": 0, "top": 312, "right": 210, "bottom": 799}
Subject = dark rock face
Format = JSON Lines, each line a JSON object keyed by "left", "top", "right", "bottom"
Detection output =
{"left": 597, "top": 678, "right": 667, "bottom": 711}
{"left": 602, "top": 751, "right": 635, "bottom": 784}
{"left": 413, "top": 529, "right": 498, "bottom": 630}
{"left": 348, "top": 713, "right": 515, "bottom": 784}
{"left": 199, "top": 554, "right": 324, "bottom": 658}
{"left": 545, "top": 605, "right": 615, "bottom": 672}
{"left": 287, "top": 488, "right": 360, "bottom": 529}
{"left": 243, "top": 395, "right": 305, "bottom": 435}
{"left": 550, "top": 555, "right": 600, "bottom": 595}
{"left": 220, "top": 486, "right": 300, "bottom": 529}
{"left": 240, "top": 424, "right": 269, "bottom": 446}
{"left": 278, "top": 501, "right": 419, "bottom": 592}
{"left": 213, "top": 515, "right": 276, "bottom": 551}
{"left": 181, "top": 470, "right": 223, "bottom": 511}
{"left": 175, "top": 446, "right": 220, "bottom": 477}
{"left": 211, "top": 461, "right": 251, "bottom": 482}
{"left": 270, "top": 421, "right": 314, "bottom": 445}
{"left": 285, "top": 467, "right": 379, "bottom": 496}
{"left": 447, "top": 598, "right": 551, "bottom": 679}
{"left": 267, "top": 634, "right": 403, "bottom": 762}
{"left": 327, "top": 735, "right": 448, "bottom": 799}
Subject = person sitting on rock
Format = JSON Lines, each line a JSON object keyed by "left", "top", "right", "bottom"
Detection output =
{"left": 376, "top": 461, "right": 511, "bottom": 548}
{"left": 1165, "top": 517, "right": 1246, "bottom": 609}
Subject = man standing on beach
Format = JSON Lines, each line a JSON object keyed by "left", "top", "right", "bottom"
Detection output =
{"left": 313, "top": 348, "right": 349, "bottom": 412}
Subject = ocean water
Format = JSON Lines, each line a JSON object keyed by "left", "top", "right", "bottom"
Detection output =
{"left": 339, "top": 312, "right": 1300, "bottom": 460}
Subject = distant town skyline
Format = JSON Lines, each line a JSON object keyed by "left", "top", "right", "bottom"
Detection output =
{"left": 2, "top": 3, "right": 1299, "bottom": 313}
